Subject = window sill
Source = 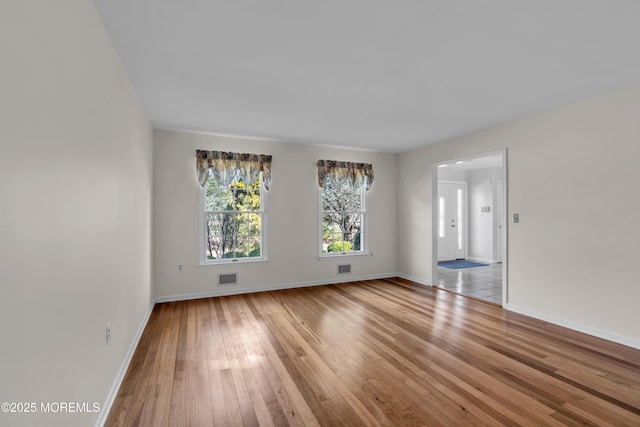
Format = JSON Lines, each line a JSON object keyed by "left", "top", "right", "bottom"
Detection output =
{"left": 199, "top": 258, "right": 268, "bottom": 268}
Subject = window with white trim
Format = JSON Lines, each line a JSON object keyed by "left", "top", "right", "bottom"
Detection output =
{"left": 317, "top": 160, "right": 373, "bottom": 257}
{"left": 202, "top": 176, "right": 266, "bottom": 262}
{"left": 320, "top": 177, "right": 366, "bottom": 255}
{"left": 196, "top": 149, "right": 271, "bottom": 265}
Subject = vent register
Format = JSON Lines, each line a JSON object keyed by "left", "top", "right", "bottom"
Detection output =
{"left": 218, "top": 273, "right": 237, "bottom": 286}
{"left": 338, "top": 264, "right": 351, "bottom": 274}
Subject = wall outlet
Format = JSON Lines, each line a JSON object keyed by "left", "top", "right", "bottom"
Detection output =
{"left": 106, "top": 322, "right": 111, "bottom": 346}
{"left": 178, "top": 264, "right": 183, "bottom": 272}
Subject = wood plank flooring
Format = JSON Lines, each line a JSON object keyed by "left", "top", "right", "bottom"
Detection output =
{"left": 106, "top": 278, "right": 640, "bottom": 426}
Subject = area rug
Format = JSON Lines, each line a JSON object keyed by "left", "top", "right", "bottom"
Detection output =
{"left": 438, "top": 259, "right": 489, "bottom": 269}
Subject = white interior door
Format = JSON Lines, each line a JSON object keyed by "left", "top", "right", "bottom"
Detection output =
{"left": 437, "top": 182, "right": 466, "bottom": 261}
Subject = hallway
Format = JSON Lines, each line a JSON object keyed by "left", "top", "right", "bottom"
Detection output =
{"left": 436, "top": 262, "right": 502, "bottom": 304}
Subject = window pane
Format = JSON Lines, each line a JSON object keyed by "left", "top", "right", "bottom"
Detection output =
{"left": 322, "top": 220, "right": 332, "bottom": 240}
{"left": 206, "top": 213, "right": 223, "bottom": 236}
{"left": 322, "top": 180, "right": 361, "bottom": 213}
{"left": 223, "top": 192, "right": 235, "bottom": 210}
{"left": 247, "top": 185, "right": 261, "bottom": 210}
{"left": 322, "top": 217, "right": 338, "bottom": 253}
{"left": 246, "top": 213, "right": 262, "bottom": 235}
{"left": 206, "top": 235, "right": 223, "bottom": 260}
{"left": 222, "top": 213, "right": 236, "bottom": 236}
{"left": 327, "top": 233, "right": 343, "bottom": 252}
{"left": 332, "top": 239, "right": 351, "bottom": 252}
{"left": 221, "top": 236, "right": 234, "bottom": 258}
{"left": 248, "top": 236, "right": 261, "bottom": 258}
{"left": 353, "top": 229, "right": 362, "bottom": 251}
{"left": 344, "top": 186, "right": 362, "bottom": 211}
{"left": 220, "top": 235, "right": 235, "bottom": 258}
{"left": 230, "top": 180, "right": 261, "bottom": 211}
{"left": 343, "top": 214, "right": 361, "bottom": 250}
{"left": 236, "top": 213, "right": 248, "bottom": 236}
{"left": 231, "top": 184, "right": 242, "bottom": 209}
{"left": 323, "top": 217, "right": 339, "bottom": 237}
{"left": 235, "top": 236, "right": 249, "bottom": 258}
{"left": 438, "top": 196, "right": 445, "bottom": 238}
{"left": 206, "top": 181, "right": 233, "bottom": 211}
{"left": 457, "top": 188, "right": 464, "bottom": 250}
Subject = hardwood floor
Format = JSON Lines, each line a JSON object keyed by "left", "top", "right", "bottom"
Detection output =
{"left": 106, "top": 278, "right": 640, "bottom": 426}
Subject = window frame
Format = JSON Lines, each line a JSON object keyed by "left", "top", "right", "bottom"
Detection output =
{"left": 318, "top": 182, "right": 368, "bottom": 258}
{"left": 199, "top": 177, "right": 268, "bottom": 267}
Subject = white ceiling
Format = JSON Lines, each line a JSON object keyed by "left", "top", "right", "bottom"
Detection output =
{"left": 95, "top": 0, "right": 640, "bottom": 153}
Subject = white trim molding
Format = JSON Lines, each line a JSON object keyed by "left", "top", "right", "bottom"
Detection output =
{"left": 154, "top": 273, "right": 397, "bottom": 303}
{"left": 505, "top": 303, "right": 640, "bottom": 351}
{"left": 396, "top": 273, "right": 432, "bottom": 287}
{"left": 94, "top": 301, "right": 156, "bottom": 427}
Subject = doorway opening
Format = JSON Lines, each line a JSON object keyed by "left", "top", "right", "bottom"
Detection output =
{"left": 432, "top": 150, "right": 507, "bottom": 305}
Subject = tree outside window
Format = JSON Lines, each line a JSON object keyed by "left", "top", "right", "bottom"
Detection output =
{"left": 321, "top": 177, "right": 365, "bottom": 254}
{"left": 204, "top": 178, "right": 263, "bottom": 260}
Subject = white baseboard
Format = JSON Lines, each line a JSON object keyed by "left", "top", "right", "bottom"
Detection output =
{"left": 504, "top": 303, "right": 640, "bottom": 350}
{"left": 154, "top": 273, "right": 398, "bottom": 303}
{"left": 94, "top": 301, "right": 155, "bottom": 427}
{"left": 396, "top": 273, "right": 432, "bottom": 287}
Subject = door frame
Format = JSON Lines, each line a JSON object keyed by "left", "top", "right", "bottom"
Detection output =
{"left": 431, "top": 148, "right": 508, "bottom": 305}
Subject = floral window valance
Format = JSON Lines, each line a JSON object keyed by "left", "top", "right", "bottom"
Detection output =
{"left": 196, "top": 150, "right": 272, "bottom": 190}
{"left": 317, "top": 160, "right": 374, "bottom": 191}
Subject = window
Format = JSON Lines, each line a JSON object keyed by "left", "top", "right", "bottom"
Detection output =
{"left": 196, "top": 149, "right": 271, "bottom": 265}
{"left": 457, "top": 188, "right": 464, "bottom": 250}
{"left": 320, "top": 176, "right": 366, "bottom": 255}
{"left": 202, "top": 175, "right": 265, "bottom": 263}
{"left": 438, "top": 196, "right": 446, "bottom": 238}
{"left": 317, "top": 159, "right": 373, "bottom": 257}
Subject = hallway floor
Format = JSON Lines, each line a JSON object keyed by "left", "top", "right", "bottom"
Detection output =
{"left": 436, "top": 262, "right": 502, "bottom": 305}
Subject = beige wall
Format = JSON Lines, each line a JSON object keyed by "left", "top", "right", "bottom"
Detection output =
{"left": 153, "top": 130, "right": 397, "bottom": 299}
{"left": 398, "top": 86, "right": 640, "bottom": 348}
{"left": 0, "top": 1, "right": 153, "bottom": 426}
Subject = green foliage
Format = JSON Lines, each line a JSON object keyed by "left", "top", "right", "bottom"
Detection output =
{"left": 323, "top": 223, "right": 341, "bottom": 241}
{"left": 249, "top": 246, "right": 261, "bottom": 257}
{"left": 205, "top": 178, "right": 262, "bottom": 259}
{"left": 327, "top": 240, "right": 353, "bottom": 253}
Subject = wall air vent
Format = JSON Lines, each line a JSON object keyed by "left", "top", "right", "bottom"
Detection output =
{"left": 338, "top": 264, "right": 351, "bottom": 275}
{"left": 218, "top": 273, "right": 238, "bottom": 286}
